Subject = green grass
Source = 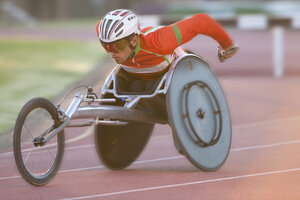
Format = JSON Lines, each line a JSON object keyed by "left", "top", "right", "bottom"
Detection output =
{"left": 0, "top": 39, "right": 105, "bottom": 134}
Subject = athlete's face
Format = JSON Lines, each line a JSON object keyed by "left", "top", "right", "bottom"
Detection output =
{"left": 109, "top": 45, "right": 132, "bottom": 64}
{"left": 108, "top": 35, "right": 138, "bottom": 64}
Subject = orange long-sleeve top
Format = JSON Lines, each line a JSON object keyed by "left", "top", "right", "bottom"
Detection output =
{"left": 96, "top": 13, "right": 233, "bottom": 80}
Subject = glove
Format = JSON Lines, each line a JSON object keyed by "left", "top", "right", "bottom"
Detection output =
{"left": 217, "top": 42, "right": 239, "bottom": 63}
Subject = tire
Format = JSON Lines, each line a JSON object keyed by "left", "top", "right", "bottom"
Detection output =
{"left": 94, "top": 122, "right": 154, "bottom": 170}
{"left": 13, "top": 97, "right": 65, "bottom": 186}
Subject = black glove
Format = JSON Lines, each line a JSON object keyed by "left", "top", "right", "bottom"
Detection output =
{"left": 217, "top": 42, "right": 239, "bottom": 63}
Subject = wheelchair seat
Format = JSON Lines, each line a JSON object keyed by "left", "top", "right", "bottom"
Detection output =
{"left": 114, "top": 67, "right": 164, "bottom": 95}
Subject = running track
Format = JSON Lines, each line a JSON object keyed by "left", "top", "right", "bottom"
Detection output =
{"left": 1, "top": 30, "right": 300, "bottom": 199}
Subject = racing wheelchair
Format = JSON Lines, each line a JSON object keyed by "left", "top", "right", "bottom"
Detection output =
{"left": 13, "top": 51, "right": 231, "bottom": 186}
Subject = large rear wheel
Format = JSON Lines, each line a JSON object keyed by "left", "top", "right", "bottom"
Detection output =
{"left": 94, "top": 122, "right": 154, "bottom": 170}
{"left": 167, "top": 55, "right": 231, "bottom": 171}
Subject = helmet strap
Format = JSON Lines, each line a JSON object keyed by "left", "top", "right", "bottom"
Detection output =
{"left": 128, "top": 43, "right": 136, "bottom": 59}
{"left": 127, "top": 34, "right": 137, "bottom": 59}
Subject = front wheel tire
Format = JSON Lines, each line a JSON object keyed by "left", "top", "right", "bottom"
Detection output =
{"left": 13, "top": 97, "right": 65, "bottom": 186}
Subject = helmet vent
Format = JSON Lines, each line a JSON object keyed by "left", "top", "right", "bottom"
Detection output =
{"left": 112, "top": 10, "right": 122, "bottom": 16}
{"left": 115, "top": 22, "right": 124, "bottom": 33}
{"left": 108, "top": 20, "right": 119, "bottom": 40}
{"left": 115, "top": 30, "right": 123, "bottom": 38}
{"left": 101, "top": 18, "right": 107, "bottom": 39}
{"left": 105, "top": 19, "right": 113, "bottom": 39}
{"left": 120, "top": 11, "right": 130, "bottom": 17}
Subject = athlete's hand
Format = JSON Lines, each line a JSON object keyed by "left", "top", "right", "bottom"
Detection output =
{"left": 217, "top": 42, "right": 239, "bottom": 63}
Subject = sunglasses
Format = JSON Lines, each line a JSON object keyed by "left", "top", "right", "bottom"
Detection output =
{"left": 100, "top": 35, "right": 133, "bottom": 53}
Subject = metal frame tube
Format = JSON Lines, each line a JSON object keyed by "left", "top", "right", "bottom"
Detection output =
{"left": 72, "top": 105, "right": 168, "bottom": 124}
{"left": 43, "top": 117, "right": 70, "bottom": 143}
{"left": 65, "top": 92, "right": 84, "bottom": 118}
{"left": 43, "top": 92, "right": 84, "bottom": 143}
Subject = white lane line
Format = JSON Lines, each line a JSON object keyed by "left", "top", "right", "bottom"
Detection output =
{"left": 2, "top": 138, "right": 300, "bottom": 181}
{"left": 59, "top": 166, "right": 105, "bottom": 173}
{"left": 44, "top": 139, "right": 300, "bottom": 174}
{"left": 60, "top": 167, "right": 300, "bottom": 200}
{"left": 0, "top": 127, "right": 92, "bottom": 158}
{"left": 3, "top": 132, "right": 300, "bottom": 160}
{"left": 0, "top": 156, "right": 185, "bottom": 181}
{"left": 1, "top": 115, "right": 300, "bottom": 180}
{"left": 65, "top": 144, "right": 94, "bottom": 151}
{"left": 2, "top": 114, "right": 300, "bottom": 157}
{"left": 65, "top": 127, "right": 92, "bottom": 144}
{"left": 58, "top": 156, "right": 184, "bottom": 174}
{"left": 231, "top": 139, "right": 300, "bottom": 151}
{"left": 0, "top": 175, "right": 21, "bottom": 180}
{"left": 232, "top": 115, "right": 300, "bottom": 129}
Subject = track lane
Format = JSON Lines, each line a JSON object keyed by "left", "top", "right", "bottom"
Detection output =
{"left": 1, "top": 112, "right": 300, "bottom": 199}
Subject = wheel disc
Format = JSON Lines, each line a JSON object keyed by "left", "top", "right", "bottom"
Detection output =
{"left": 166, "top": 55, "right": 231, "bottom": 171}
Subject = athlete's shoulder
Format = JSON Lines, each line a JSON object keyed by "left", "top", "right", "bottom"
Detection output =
{"left": 140, "top": 26, "right": 164, "bottom": 36}
{"left": 141, "top": 26, "right": 154, "bottom": 34}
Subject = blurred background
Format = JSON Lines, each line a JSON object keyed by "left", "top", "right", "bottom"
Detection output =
{"left": 0, "top": 0, "right": 300, "bottom": 136}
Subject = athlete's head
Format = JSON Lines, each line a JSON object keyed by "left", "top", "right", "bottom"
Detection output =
{"left": 97, "top": 9, "right": 140, "bottom": 64}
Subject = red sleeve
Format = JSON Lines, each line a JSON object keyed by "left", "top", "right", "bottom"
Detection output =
{"left": 148, "top": 13, "right": 233, "bottom": 54}
{"left": 176, "top": 13, "right": 233, "bottom": 48}
{"left": 141, "top": 26, "right": 154, "bottom": 34}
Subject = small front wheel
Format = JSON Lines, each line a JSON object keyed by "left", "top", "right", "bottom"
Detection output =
{"left": 13, "top": 98, "right": 65, "bottom": 186}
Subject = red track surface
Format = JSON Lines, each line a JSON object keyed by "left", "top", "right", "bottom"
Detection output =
{"left": 1, "top": 30, "right": 300, "bottom": 199}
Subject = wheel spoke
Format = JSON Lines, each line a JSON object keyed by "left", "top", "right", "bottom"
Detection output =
{"left": 45, "top": 146, "right": 55, "bottom": 161}
{"left": 24, "top": 124, "right": 34, "bottom": 140}
{"left": 39, "top": 123, "right": 55, "bottom": 138}
{"left": 24, "top": 144, "right": 34, "bottom": 164}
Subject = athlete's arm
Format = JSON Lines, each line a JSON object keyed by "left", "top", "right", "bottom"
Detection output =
{"left": 149, "top": 13, "right": 234, "bottom": 54}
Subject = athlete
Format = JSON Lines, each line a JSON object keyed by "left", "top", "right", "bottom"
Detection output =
{"left": 96, "top": 9, "right": 238, "bottom": 92}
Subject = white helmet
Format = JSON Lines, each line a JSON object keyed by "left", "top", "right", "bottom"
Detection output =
{"left": 98, "top": 9, "right": 140, "bottom": 43}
